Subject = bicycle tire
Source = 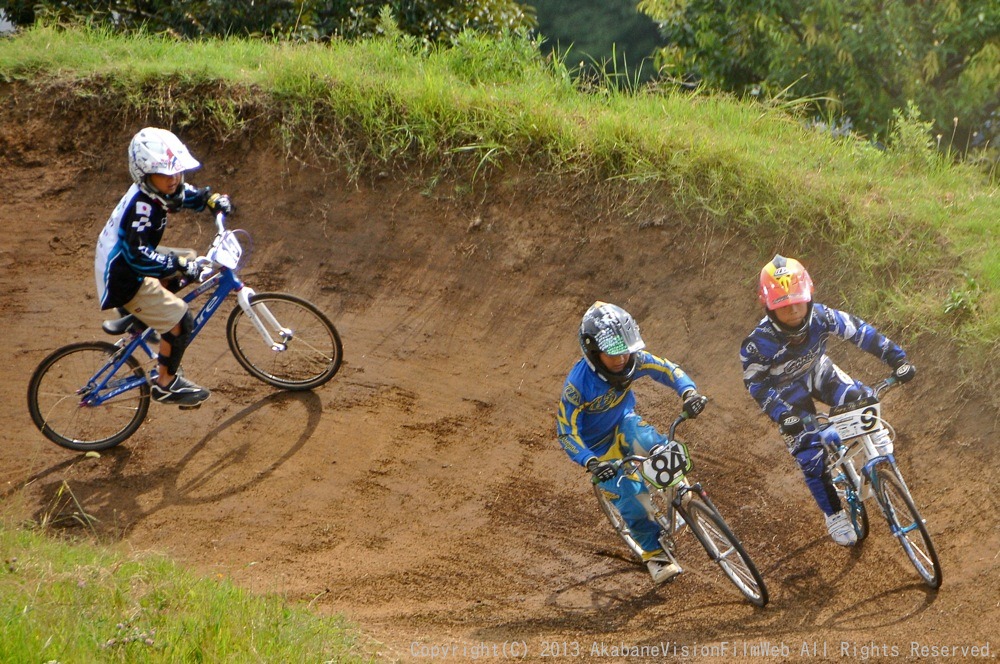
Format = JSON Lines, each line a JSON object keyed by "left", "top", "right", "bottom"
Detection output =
{"left": 226, "top": 292, "right": 343, "bottom": 390}
{"left": 873, "top": 468, "right": 942, "bottom": 589}
{"left": 592, "top": 483, "right": 646, "bottom": 560}
{"left": 680, "top": 497, "right": 769, "bottom": 607}
{"left": 27, "top": 341, "right": 150, "bottom": 451}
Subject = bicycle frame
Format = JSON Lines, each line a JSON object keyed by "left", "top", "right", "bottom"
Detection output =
{"left": 79, "top": 215, "right": 289, "bottom": 409}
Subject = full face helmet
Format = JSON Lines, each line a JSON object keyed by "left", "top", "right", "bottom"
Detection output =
{"left": 758, "top": 254, "right": 814, "bottom": 344}
{"left": 579, "top": 301, "right": 646, "bottom": 388}
{"left": 127, "top": 127, "right": 201, "bottom": 211}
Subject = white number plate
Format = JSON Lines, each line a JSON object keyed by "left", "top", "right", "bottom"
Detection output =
{"left": 207, "top": 230, "right": 243, "bottom": 269}
{"left": 830, "top": 401, "right": 882, "bottom": 440}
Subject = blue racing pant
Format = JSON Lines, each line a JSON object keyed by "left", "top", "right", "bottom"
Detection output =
{"left": 593, "top": 412, "right": 668, "bottom": 556}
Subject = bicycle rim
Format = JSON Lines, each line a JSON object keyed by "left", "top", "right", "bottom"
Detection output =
{"left": 592, "top": 483, "right": 645, "bottom": 559}
{"left": 27, "top": 341, "right": 149, "bottom": 451}
{"left": 683, "top": 499, "right": 769, "bottom": 606}
{"left": 227, "top": 292, "right": 343, "bottom": 390}
{"left": 875, "top": 469, "right": 942, "bottom": 588}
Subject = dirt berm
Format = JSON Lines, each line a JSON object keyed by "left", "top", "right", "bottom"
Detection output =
{"left": 1, "top": 86, "right": 996, "bottom": 662}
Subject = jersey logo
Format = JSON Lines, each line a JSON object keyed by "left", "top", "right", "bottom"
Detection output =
{"left": 132, "top": 218, "right": 152, "bottom": 232}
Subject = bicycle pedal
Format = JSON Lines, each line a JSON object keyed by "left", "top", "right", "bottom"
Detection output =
{"left": 178, "top": 403, "right": 203, "bottom": 411}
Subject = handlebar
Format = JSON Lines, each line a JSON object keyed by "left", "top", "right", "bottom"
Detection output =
{"left": 594, "top": 410, "right": 694, "bottom": 478}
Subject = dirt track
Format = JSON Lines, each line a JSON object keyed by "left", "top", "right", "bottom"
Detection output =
{"left": 2, "top": 87, "right": 998, "bottom": 662}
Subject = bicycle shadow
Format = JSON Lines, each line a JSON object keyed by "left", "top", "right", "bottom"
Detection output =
{"left": 472, "top": 535, "right": 939, "bottom": 643}
{"left": 24, "top": 390, "right": 323, "bottom": 539}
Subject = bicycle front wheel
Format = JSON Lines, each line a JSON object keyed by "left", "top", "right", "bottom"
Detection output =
{"left": 592, "top": 483, "right": 645, "bottom": 560}
{"left": 681, "top": 497, "right": 769, "bottom": 607}
{"left": 227, "top": 292, "right": 343, "bottom": 390}
{"left": 27, "top": 341, "right": 150, "bottom": 451}
{"left": 874, "top": 468, "right": 942, "bottom": 589}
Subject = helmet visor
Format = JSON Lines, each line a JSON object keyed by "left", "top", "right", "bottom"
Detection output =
{"left": 594, "top": 318, "right": 644, "bottom": 356}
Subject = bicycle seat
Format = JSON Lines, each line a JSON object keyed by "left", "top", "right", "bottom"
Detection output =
{"left": 102, "top": 315, "right": 160, "bottom": 343}
{"left": 102, "top": 314, "right": 136, "bottom": 335}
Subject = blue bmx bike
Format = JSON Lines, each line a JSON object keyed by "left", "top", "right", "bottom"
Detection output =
{"left": 27, "top": 212, "right": 343, "bottom": 452}
{"left": 814, "top": 367, "right": 942, "bottom": 588}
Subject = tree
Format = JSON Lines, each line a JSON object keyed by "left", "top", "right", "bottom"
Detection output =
{"left": 3, "top": 0, "right": 536, "bottom": 42}
{"left": 638, "top": 0, "right": 1000, "bottom": 149}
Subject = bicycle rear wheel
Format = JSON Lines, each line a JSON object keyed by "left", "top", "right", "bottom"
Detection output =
{"left": 592, "top": 483, "right": 645, "bottom": 559}
{"left": 873, "top": 468, "right": 942, "bottom": 589}
{"left": 227, "top": 292, "right": 342, "bottom": 390}
{"left": 680, "top": 497, "right": 769, "bottom": 606}
{"left": 27, "top": 341, "right": 149, "bottom": 451}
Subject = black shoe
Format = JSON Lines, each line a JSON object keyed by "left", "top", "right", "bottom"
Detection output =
{"left": 151, "top": 375, "right": 210, "bottom": 406}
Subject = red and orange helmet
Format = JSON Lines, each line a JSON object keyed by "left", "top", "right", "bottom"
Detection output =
{"left": 759, "top": 255, "right": 814, "bottom": 342}
{"left": 759, "top": 255, "right": 813, "bottom": 311}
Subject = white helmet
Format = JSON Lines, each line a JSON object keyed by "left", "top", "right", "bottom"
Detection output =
{"left": 127, "top": 127, "right": 201, "bottom": 210}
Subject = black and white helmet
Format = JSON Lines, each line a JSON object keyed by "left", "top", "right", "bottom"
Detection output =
{"left": 579, "top": 301, "right": 645, "bottom": 388}
{"left": 127, "top": 127, "right": 200, "bottom": 211}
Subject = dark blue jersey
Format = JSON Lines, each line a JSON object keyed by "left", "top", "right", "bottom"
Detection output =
{"left": 95, "top": 183, "right": 207, "bottom": 309}
{"left": 740, "top": 302, "right": 906, "bottom": 422}
{"left": 557, "top": 350, "right": 696, "bottom": 466}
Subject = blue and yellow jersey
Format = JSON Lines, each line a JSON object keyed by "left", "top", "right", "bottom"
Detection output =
{"left": 556, "top": 350, "right": 696, "bottom": 466}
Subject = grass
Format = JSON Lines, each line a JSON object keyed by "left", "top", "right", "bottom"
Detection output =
{"left": 0, "top": 517, "right": 368, "bottom": 662}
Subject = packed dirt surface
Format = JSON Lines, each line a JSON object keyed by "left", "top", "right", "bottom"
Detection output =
{"left": 2, "top": 86, "right": 997, "bottom": 662}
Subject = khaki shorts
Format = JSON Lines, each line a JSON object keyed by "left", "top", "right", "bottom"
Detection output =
{"left": 123, "top": 277, "right": 189, "bottom": 333}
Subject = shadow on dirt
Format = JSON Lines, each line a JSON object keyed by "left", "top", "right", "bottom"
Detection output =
{"left": 27, "top": 390, "right": 322, "bottom": 538}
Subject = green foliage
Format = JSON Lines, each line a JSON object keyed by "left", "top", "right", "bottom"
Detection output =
{"left": 530, "top": 0, "right": 662, "bottom": 83}
{"left": 944, "top": 273, "right": 983, "bottom": 321}
{"left": 887, "top": 101, "right": 940, "bottom": 173}
{"left": 637, "top": 0, "right": 1000, "bottom": 156}
{"left": 4, "top": 0, "right": 536, "bottom": 42}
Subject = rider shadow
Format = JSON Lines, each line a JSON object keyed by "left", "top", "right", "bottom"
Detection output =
{"left": 474, "top": 533, "right": 939, "bottom": 644}
{"left": 25, "top": 390, "right": 323, "bottom": 538}
{"left": 752, "top": 534, "right": 940, "bottom": 635}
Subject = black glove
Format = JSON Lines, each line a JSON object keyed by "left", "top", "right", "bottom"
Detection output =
{"left": 188, "top": 186, "right": 212, "bottom": 210}
{"left": 207, "top": 193, "right": 234, "bottom": 214}
{"left": 177, "top": 256, "right": 202, "bottom": 281}
{"left": 778, "top": 411, "right": 804, "bottom": 437}
{"left": 894, "top": 363, "right": 916, "bottom": 383}
{"left": 681, "top": 389, "right": 708, "bottom": 419}
{"left": 586, "top": 457, "right": 616, "bottom": 482}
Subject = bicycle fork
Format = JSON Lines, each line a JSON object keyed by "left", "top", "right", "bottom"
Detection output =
{"left": 235, "top": 288, "right": 293, "bottom": 351}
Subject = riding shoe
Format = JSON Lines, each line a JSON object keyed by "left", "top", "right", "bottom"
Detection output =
{"left": 645, "top": 552, "right": 681, "bottom": 584}
{"left": 151, "top": 375, "right": 210, "bottom": 407}
{"left": 825, "top": 510, "right": 858, "bottom": 546}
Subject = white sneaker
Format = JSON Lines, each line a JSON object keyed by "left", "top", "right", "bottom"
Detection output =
{"left": 645, "top": 553, "right": 681, "bottom": 584}
{"left": 826, "top": 510, "right": 858, "bottom": 546}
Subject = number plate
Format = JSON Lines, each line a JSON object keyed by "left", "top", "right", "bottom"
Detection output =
{"left": 639, "top": 440, "right": 692, "bottom": 489}
{"left": 829, "top": 399, "right": 882, "bottom": 440}
{"left": 207, "top": 230, "right": 243, "bottom": 269}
